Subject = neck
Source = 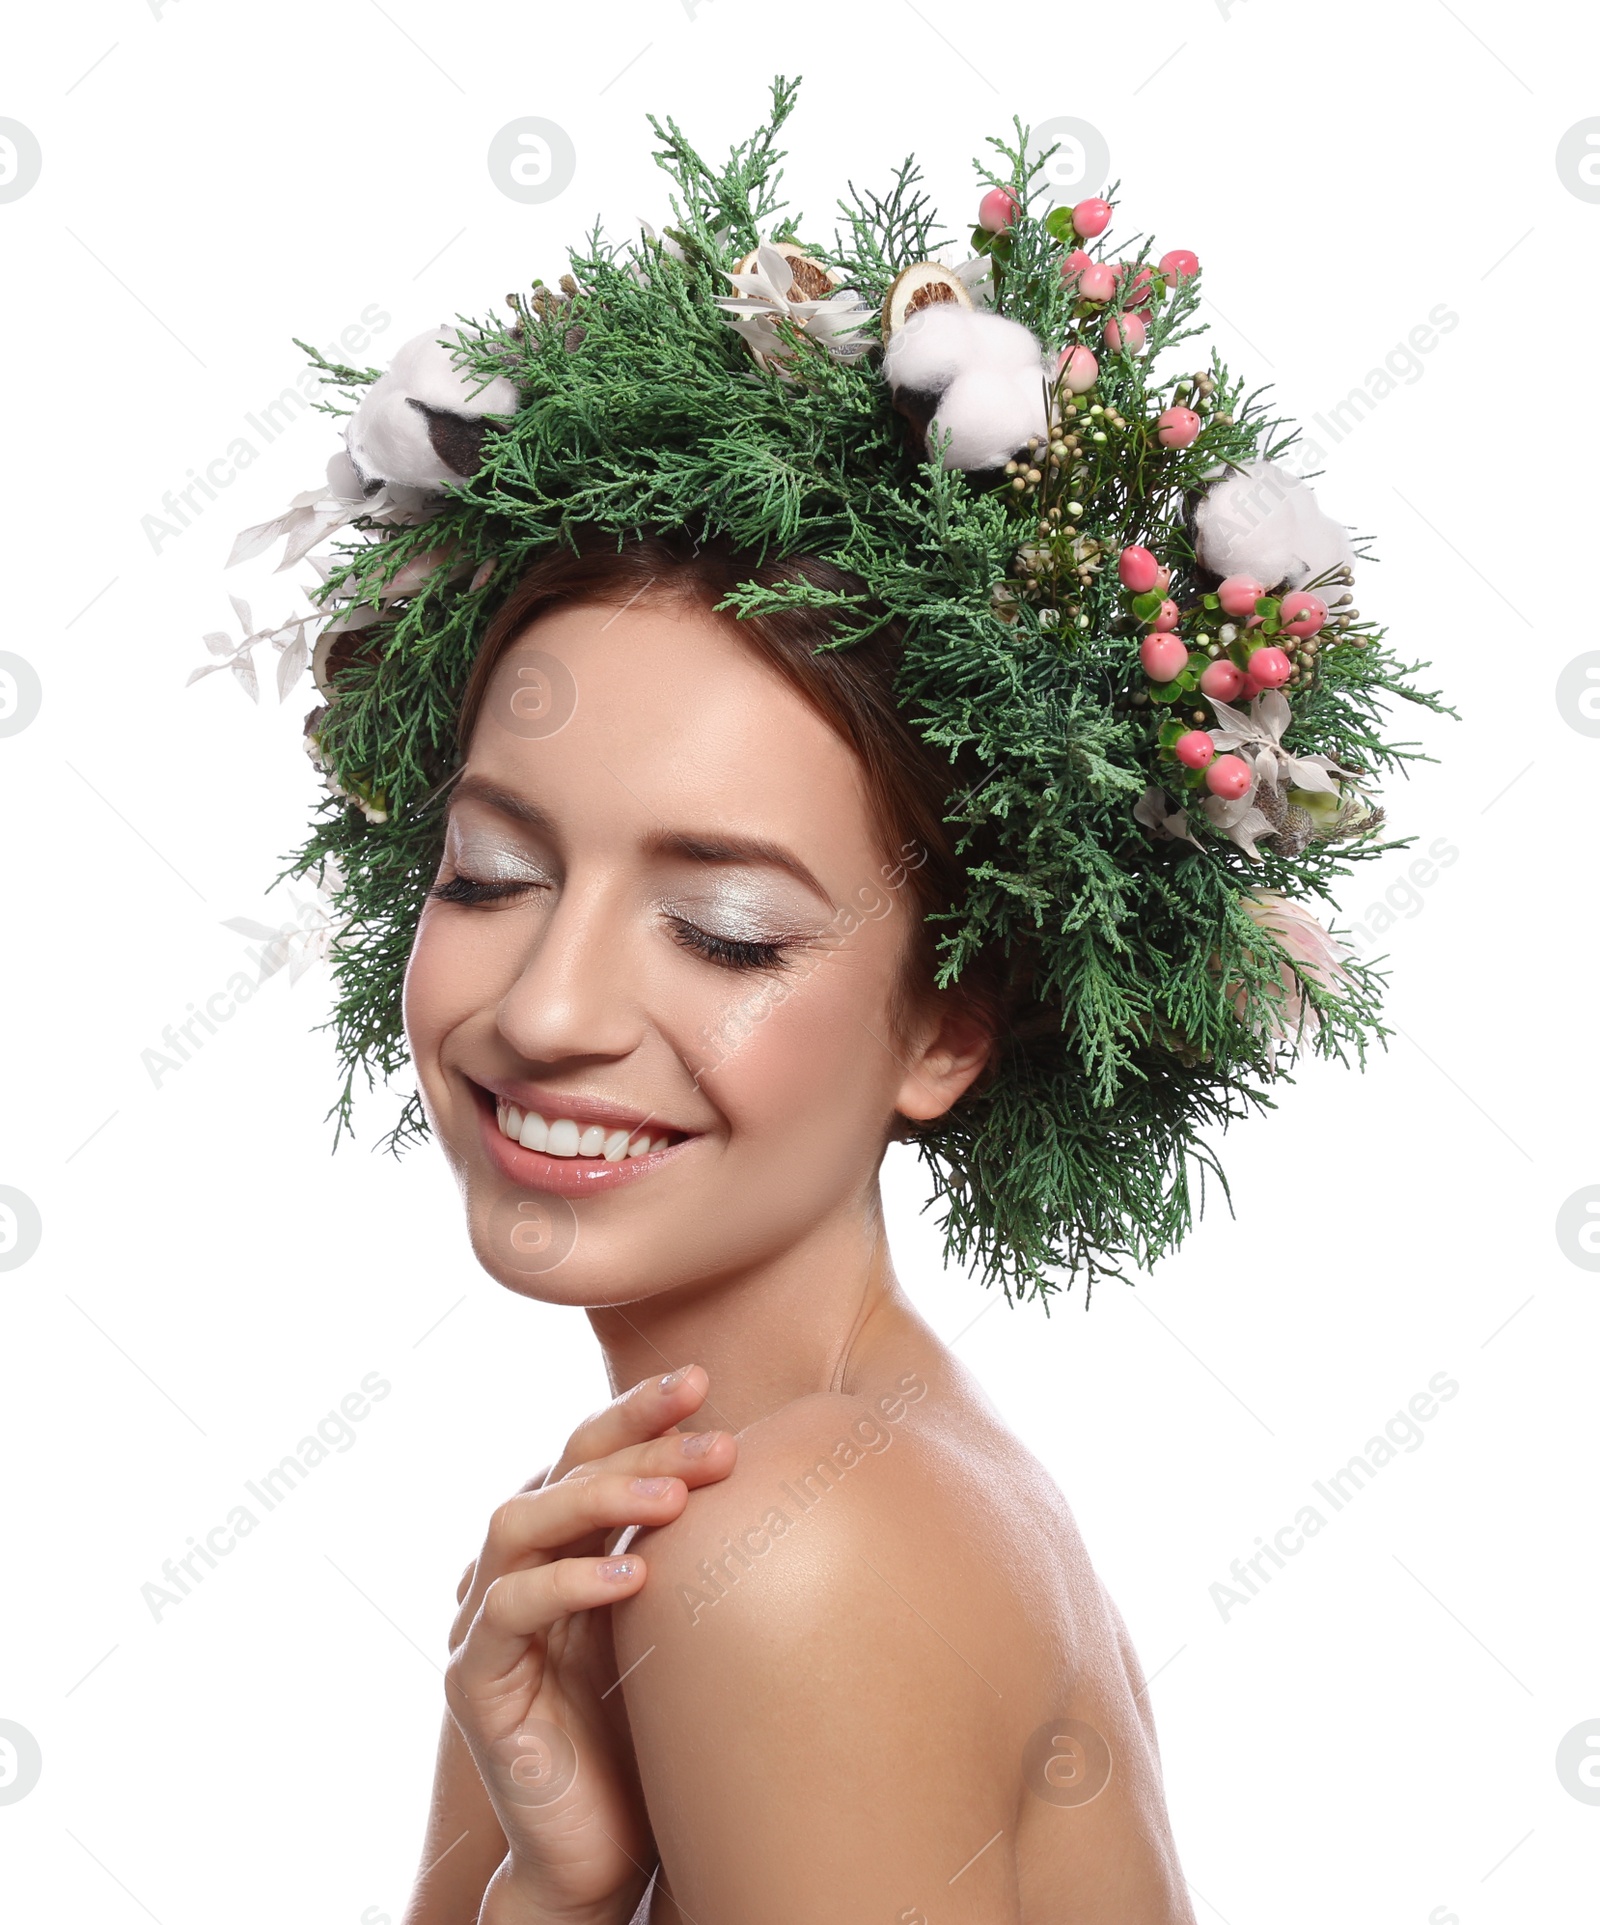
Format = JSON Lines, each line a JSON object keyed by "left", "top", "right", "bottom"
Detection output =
{"left": 585, "top": 1187, "right": 922, "bottom": 1434}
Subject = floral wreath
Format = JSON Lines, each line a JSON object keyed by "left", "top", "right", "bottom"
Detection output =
{"left": 196, "top": 75, "right": 1445, "bottom": 1304}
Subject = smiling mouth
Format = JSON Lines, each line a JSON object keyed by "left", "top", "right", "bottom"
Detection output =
{"left": 489, "top": 1094, "right": 687, "bottom": 1164}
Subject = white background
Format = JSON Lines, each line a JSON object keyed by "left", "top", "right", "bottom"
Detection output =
{"left": 2, "top": 2, "right": 1596, "bottom": 1921}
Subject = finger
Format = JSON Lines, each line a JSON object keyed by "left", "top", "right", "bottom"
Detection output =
{"left": 560, "top": 1426, "right": 738, "bottom": 1493}
{"left": 450, "top": 1554, "right": 646, "bottom": 1695}
{"left": 457, "top": 1559, "right": 477, "bottom": 1605}
{"left": 450, "top": 1450, "right": 719, "bottom": 1651}
{"left": 480, "top": 1468, "right": 691, "bottom": 1574}
{"left": 547, "top": 1364, "right": 713, "bottom": 1481}
{"left": 452, "top": 1430, "right": 735, "bottom": 1647}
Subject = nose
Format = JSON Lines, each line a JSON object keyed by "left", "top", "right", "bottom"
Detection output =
{"left": 495, "top": 874, "right": 646, "bottom": 1066}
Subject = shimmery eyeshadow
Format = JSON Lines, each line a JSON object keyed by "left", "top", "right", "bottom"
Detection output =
{"left": 658, "top": 876, "right": 825, "bottom": 945}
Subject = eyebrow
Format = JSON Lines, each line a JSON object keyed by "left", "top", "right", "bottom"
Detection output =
{"left": 451, "top": 774, "right": 833, "bottom": 903}
{"left": 453, "top": 774, "right": 558, "bottom": 835}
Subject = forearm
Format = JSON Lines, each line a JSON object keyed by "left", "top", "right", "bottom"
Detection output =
{"left": 401, "top": 1709, "right": 513, "bottom": 1925}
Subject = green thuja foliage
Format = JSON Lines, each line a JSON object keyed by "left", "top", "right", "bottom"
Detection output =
{"left": 287, "top": 73, "right": 1446, "bottom": 1304}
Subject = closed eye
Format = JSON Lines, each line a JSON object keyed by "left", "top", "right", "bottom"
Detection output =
{"left": 429, "top": 875, "right": 547, "bottom": 906}
{"left": 666, "top": 916, "right": 792, "bottom": 971}
{"left": 429, "top": 878, "right": 798, "bottom": 968}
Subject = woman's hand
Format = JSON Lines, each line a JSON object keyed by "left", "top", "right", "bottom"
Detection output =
{"left": 443, "top": 1364, "right": 737, "bottom": 1924}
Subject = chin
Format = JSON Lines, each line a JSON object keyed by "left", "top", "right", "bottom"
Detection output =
{"left": 459, "top": 1186, "right": 725, "bottom": 1309}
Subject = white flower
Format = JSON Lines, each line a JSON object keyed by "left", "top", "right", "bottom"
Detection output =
{"left": 188, "top": 595, "right": 319, "bottom": 705}
{"left": 1193, "top": 459, "right": 1355, "bottom": 592}
{"left": 345, "top": 325, "right": 520, "bottom": 490}
{"left": 1133, "top": 786, "right": 1202, "bottom": 849}
{"left": 228, "top": 450, "right": 438, "bottom": 575}
{"left": 629, "top": 217, "right": 735, "bottom": 282}
{"left": 1207, "top": 687, "right": 1356, "bottom": 799}
{"left": 636, "top": 217, "right": 690, "bottom": 264}
{"left": 1202, "top": 688, "right": 1362, "bottom": 854}
{"left": 223, "top": 879, "right": 342, "bottom": 987}
{"left": 949, "top": 252, "right": 996, "bottom": 308}
{"left": 1200, "top": 790, "right": 1278, "bottom": 861}
{"left": 715, "top": 241, "right": 875, "bottom": 375}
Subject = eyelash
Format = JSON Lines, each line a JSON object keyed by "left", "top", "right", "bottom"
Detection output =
{"left": 665, "top": 918, "right": 792, "bottom": 972}
{"left": 430, "top": 875, "right": 792, "bottom": 971}
{"left": 429, "top": 875, "right": 542, "bottom": 906}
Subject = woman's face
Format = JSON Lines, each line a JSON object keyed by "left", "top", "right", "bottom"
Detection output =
{"left": 403, "top": 597, "right": 980, "bottom": 1305}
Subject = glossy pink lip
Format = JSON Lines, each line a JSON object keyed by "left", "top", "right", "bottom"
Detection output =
{"left": 476, "top": 1074, "right": 693, "bottom": 1141}
{"left": 471, "top": 1081, "right": 699, "bottom": 1198}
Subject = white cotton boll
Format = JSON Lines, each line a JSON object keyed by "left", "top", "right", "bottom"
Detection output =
{"left": 885, "top": 306, "right": 1053, "bottom": 470}
{"left": 1193, "top": 459, "right": 1356, "bottom": 591}
{"left": 883, "top": 305, "right": 1044, "bottom": 395}
{"left": 387, "top": 325, "right": 520, "bottom": 417}
{"left": 882, "top": 304, "right": 982, "bottom": 394}
{"left": 346, "top": 325, "right": 520, "bottom": 490}
{"left": 346, "top": 391, "right": 453, "bottom": 490}
{"left": 970, "top": 310, "right": 1052, "bottom": 373}
{"left": 930, "top": 365, "right": 1052, "bottom": 470}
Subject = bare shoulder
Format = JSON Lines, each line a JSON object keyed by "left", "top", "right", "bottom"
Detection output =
{"left": 616, "top": 1377, "right": 1043, "bottom": 1653}
{"left": 610, "top": 1385, "right": 1041, "bottom": 1918}
{"left": 619, "top": 1386, "right": 978, "bottom": 1640}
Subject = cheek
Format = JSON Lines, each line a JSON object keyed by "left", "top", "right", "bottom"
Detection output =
{"left": 685, "top": 919, "right": 906, "bottom": 1142}
{"left": 402, "top": 901, "right": 520, "bottom": 1057}
{"left": 400, "top": 903, "right": 453, "bottom": 1063}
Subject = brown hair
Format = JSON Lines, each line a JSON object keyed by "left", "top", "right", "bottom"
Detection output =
{"left": 455, "top": 529, "right": 1004, "bottom": 1079}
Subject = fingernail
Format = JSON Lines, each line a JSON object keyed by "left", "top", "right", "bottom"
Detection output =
{"left": 660, "top": 1365, "right": 694, "bottom": 1392}
{"left": 680, "top": 1429, "right": 718, "bottom": 1458}
{"left": 631, "top": 1476, "right": 674, "bottom": 1498}
{"left": 599, "top": 1557, "right": 638, "bottom": 1581}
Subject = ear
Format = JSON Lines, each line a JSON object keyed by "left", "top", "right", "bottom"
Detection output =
{"left": 891, "top": 989, "right": 994, "bottom": 1125}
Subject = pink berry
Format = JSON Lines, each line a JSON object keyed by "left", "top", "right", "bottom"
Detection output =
{"left": 1059, "top": 248, "right": 1093, "bottom": 283}
{"left": 1155, "top": 406, "right": 1202, "bottom": 449}
{"left": 1104, "top": 311, "right": 1147, "bottom": 353}
{"left": 978, "top": 187, "right": 1020, "bottom": 234}
{"left": 1118, "top": 544, "right": 1161, "bottom": 594}
{"left": 1206, "top": 754, "right": 1253, "bottom": 800}
{"left": 1078, "top": 263, "right": 1117, "bottom": 302}
{"left": 1140, "top": 634, "right": 1188, "bottom": 682}
{"left": 1072, "top": 197, "right": 1112, "bottom": 238}
{"left": 1117, "top": 264, "right": 1157, "bottom": 310}
{"left": 1057, "top": 344, "right": 1099, "bottom": 393}
{"left": 1150, "top": 599, "right": 1181, "bottom": 632}
{"left": 1278, "top": 591, "right": 1327, "bottom": 638}
{"left": 1153, "top": 565, "right": 1172, "bottom": 594}
{"left": 1247, "top": 646, "right": 1292, "bottom": 689}
{"left": 1174, "top": 730, "right": 1215, "bottom": 770}
{"left": 1159, "top": 248, "right": 1200, "bottom": 285}
{"left": 1217, "top": 574, "right": 1265, "bottom": 618}
{"left": 1199, "top": 659, "right": 1247, "bottom": 702}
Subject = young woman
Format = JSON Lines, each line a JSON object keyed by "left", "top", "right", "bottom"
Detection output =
{"left": 397, "top": 536, "right": 1196, "bottom": 1924}
{"left": 208, "top": 76, "right": 1416, "bottom": 1925}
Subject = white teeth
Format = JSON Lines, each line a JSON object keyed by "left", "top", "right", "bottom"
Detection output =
{"left": 497, "top": 1100, "right": 678, "bottom": 1160}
